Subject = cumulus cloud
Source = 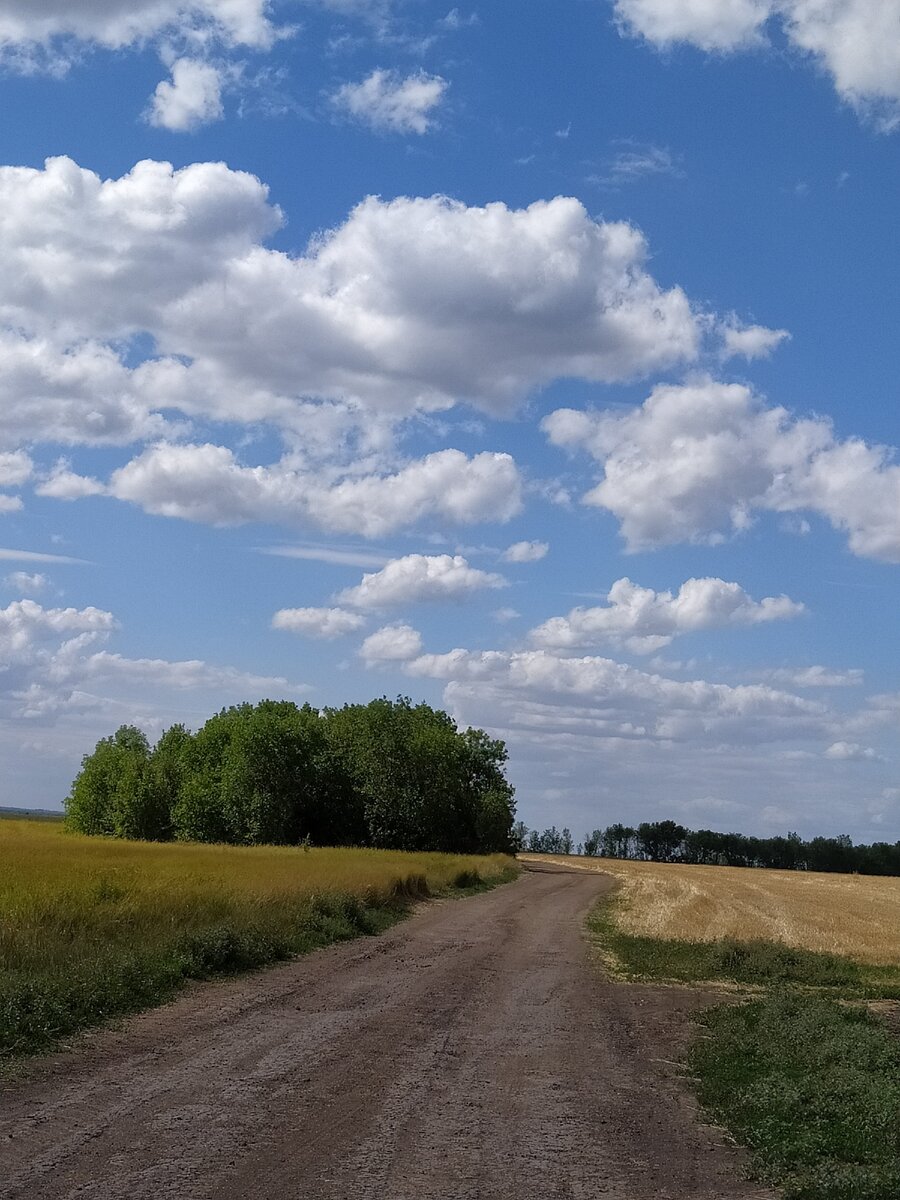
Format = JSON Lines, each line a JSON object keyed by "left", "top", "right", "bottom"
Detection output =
{"left": 0, "top": 0, "right": 281, "bottom": 56}
{"left": 108, "top": 444, "right": 522, "bottom": 534}
{"left": 544, "top": 378, "right": 900, "bottom": 561}
{"left": 613, "top": 0, "right": 900, "bottom": 130}
{"left": 530, "top": 576, "right": 804, "bottom": 654}
{"left": 338, "top": 553, "right": 507, "bottom": 608}
{"left": 0, "top": 599, "right": 117, "bottom": 673}
{"left": 404, "top": 646, "right": 829, "bottom": 745}
{"left": 502, "top": 540, "right": 549, "bottom": 563}
{"left": 36, "top": 466, "right": 106, "bottom": 501}
{"left": 824, "top": 740, "right": 879, "bottom": 761}
{"left": 0, "top": 450, "right": 32, "bottom": 487}
{"left": 148, "top": 58, "right": 226, "bottom": 131}
{"left": 4, "top": 572, "right": 48, "bottom": 594}
{"left": 271, "top": 606, "right": 366, "bottom": 639}
{"left": 331, "top": 68, "right": 448, "bottom": 133}
{"left": 720, "top": 319, "right": 790, "bottom": 360}
{"left": 0, "top": 159, "right": 705, "bottom": 432}
{"left": 359, "top": 623, "right": 424, "bottom": 663}
{"left": 0, "top": 597, "right": 305, "bottom": 734}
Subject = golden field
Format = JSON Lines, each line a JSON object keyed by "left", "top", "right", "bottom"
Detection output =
{"left": 1, "top": 818, "right": 513, "bottom": 979}
{"left": 521, "top": 853, "right": 900, "bottom": 966}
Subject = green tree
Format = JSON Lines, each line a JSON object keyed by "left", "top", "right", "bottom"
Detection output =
{"left": 66, "top": 725, "right": 151, "bottom": 837}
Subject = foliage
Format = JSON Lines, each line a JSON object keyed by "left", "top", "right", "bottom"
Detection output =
{"left": 0, "top": 818, "right": 516, "bottom": 1062}
{"left": 65, "top": 697, "right": 516, "bottom": 854}
{"left": 525, "top": 825, "right": 573, "bottom": 854}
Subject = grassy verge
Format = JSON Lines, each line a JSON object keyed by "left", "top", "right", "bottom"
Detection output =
{"left": 0, "top": 820, "right": 517, "bottom": 1065}
{"left": 589, "top": 891, "right": 900, "bottom": 1199}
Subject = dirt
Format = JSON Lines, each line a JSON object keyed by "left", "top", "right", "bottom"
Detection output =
{"left": 0, "top": 863, "right": 775, "bottom": 1199}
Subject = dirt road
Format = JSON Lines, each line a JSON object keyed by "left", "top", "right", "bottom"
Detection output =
{"left": 1, "top": 864, "right": 772, "bottom": 1199}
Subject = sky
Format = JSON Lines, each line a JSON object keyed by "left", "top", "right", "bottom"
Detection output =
{"left": 1, "top": 0, "right": 899, "bottom": 840}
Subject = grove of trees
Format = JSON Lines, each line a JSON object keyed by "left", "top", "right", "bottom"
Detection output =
{"left": 514, "top": 818, "right": 900, "bottom": 878}
{"left": 65, "top": 697, "right": 516, "bottom": 854}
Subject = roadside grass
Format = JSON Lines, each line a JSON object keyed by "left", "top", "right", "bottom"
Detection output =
{"left": 0, "top": 819, "right": 516, "bottom": 1064}
{"left": 690, "top": 994, "right": 900, "bottom": 1200}
{"left": 588, "top": 884, "right": 900, "bottom": 1200}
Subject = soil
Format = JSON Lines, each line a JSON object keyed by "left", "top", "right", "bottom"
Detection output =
{"left": 0, "top": 863, "right": 775, "bottom": 1199}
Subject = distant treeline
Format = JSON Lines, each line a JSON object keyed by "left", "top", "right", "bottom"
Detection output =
{"left": 66, "top": 697, "right": 515, "bottom": 854}
{"left": 516, "top": 819, "right": 900, "bottom": 877}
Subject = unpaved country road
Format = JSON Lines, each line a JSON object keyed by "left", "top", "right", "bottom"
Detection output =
{"left": 1, "top": 865, "right": 773, "bottom": 1200}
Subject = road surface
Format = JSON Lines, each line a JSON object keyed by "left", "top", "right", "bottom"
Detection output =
{"left": 0, "top": 864, "right": 773, "bottom": 1199}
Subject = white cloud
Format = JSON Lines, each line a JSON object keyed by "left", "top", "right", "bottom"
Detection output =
{"left": 0, "top": 547, "right": 89, "bottom": 565}
{"left": 148, "top": 58, "right": 226, "bottom": 132}
{"left": 721, "top": 319, "right": 791, "bottom": 360}
{"left": 493, "top": 606, "right": 521, "bottom": 623}
{"left": 108, "top": 444, "right": 522, "bottom": 534}
{"left": 37, "top": 463, "right": 106, "bottom": 500}
{"left": 544, "top": 378, "right": 900, "bottom": 561}
{"left": 4, "top": 572, "right": 48, "bottom": 594}
{"left": 0, "top": 0, "right": 281, "bottom": 56}
{"left": 502, "top": 540, "right": 549, "bottom": 563}
{"left": 338, "top": 553, "right": 507, "bottom": 609}
{"left": 332, "top": 68, "right": 448, "bottom": 134}
{"left": 359, "top": 623, "right": 423, "bottom": 663}
{"left": 271, "top": 606, "right": 366, "bottom": 638}
{"left": 0, "top": 159, "right": 705, "bottom": 436}
{"left": 613, "top": 0, "right": 900, "bottom": 130}
{"left": 404, "top": 646, "right": 829, "bottom": 746}
{"left": 0, "top": 495, "right": 22, "bottom": 514}
{"left": 762, "top": 665, "right": 864, "bottom": 688}
{"left": 0, "top": 599, "right": 117, "bottom": 660}
{"left": 0, "top": 598, "right": 307, "bottom": 737}
{"left": 824, "top": 740, "right": 879, "bottom": 761}
{"left": 260, "top": 544, "right": 391, "bottom": 568}
{"left": 0, "top": 450, "right": 32, "bottom": 487}
{"left": 600, "top": 141, "right": 683, "bottom": 185}
{"left": 530, "top": 576, "right": 804, "bottom": 653}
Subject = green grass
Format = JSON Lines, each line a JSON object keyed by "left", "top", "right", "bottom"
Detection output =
{"left": 0, "top": 819, "right": 517, "bottom": 1064}
{"left": 589, "top": 891, "right": 900, "bottom": 1199}
{"left": 690, "top": 994, "right": 900, "bottom": 1200}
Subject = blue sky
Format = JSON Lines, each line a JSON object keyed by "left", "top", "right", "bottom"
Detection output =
{"left": 1, "top": 0, "right": 900, "bottom": 839}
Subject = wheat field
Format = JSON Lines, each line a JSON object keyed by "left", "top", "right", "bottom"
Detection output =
{"left": 521, "top": 854, "right": 900, "bottom": 966}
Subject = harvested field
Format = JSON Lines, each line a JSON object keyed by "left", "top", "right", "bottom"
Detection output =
{"left": 520, "top": 854, "right": 900, "bottom": 965}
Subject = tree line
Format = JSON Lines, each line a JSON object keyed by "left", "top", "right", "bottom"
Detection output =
{"left": 65, "top": 697, "right": 515, "bottom": 854}
{"left": 514, "top": 819, "right": 900, "bottom": 877}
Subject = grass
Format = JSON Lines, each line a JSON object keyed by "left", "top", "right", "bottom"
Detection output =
{"left": 0, "top": 819, "right": 516, "bottom": 1063}
{"left": 690, "top": 995, "right": 900, "bottom": 1200}
{"left": 546, "top": 854, "right": 900, "bottom": 1200}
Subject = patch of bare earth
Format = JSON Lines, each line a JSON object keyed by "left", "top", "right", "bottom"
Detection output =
{"left": 0, "top": 864, "right": 774, "bottom": 1199}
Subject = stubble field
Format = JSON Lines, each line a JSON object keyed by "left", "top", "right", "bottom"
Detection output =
{"left": 520, "top": 852, "right": 900, "bottom": 965}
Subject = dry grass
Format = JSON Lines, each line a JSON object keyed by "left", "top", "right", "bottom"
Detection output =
{"left": 521, "top": 853, "right": 900, "bottom": 966}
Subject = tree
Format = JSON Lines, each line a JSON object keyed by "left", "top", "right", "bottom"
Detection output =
{"left": 66, "top": 725, "right": 151, "bottom": 837}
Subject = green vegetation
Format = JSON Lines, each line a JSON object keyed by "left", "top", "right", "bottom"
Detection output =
{"left": 66, "top": 696, "right": 516, "bottom": 854}
{"left": 0, "top": 819, "right": 515, "bottom": 1064}
{"left": 590, "top": 891, "right": 900, "bottom": 1199}
{"left": 691, "top": 996, "right": 900, "bottom": 1200}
